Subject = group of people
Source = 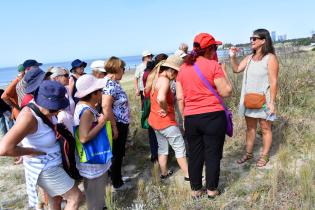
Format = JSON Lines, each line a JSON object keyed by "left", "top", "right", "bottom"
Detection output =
{"left": 0, "top": 28, "right": 279, "bottom": 209}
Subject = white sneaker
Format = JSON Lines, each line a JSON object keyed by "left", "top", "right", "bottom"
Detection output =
{"left": 112, "top": 183, "right": 132, "bottom": 192}
{"left": 122, "top": 176, "right": 131, "bottom": 182}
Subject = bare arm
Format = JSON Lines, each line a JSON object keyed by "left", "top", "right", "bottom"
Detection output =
{"left": 214, "top": 63, "right": 232, "bottom": 97}
{"left": 1, "top": 82, "right": 21, "bottom": 110}
{"left": 175, "top": 81, "right": 184, "bottom": 119}
{"left": 156, "top": 77, "right": 170, "bottom": 112}
{"left": 267, "top": 54, "right": 279, "bottom": 113}
{"left": 230, "top": 54, "right": 251, "bottom": 73}
{"left": 68, "top": 76, "right": 75, "bottom": 98}
{"left": 0, "top": 108, "right": 44, "bottom": 157}
{"left": 102, "top": 94, "right": 119, "bottom": 139}
{"left": 78, "top": 110, "right": 105, "bottom": 143}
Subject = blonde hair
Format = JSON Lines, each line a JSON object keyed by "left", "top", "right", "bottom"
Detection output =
{"left": 105, "top": 56, "right": 126, "bottom": 74}
{"left": 144, "top": 60, "right": 165, "bottom": 95}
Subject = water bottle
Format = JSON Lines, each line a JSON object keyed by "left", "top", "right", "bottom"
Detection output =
{"left": 262, "top": 104, "right": 276, "bottom": 121}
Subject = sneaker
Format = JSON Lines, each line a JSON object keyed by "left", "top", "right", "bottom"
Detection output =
{"left": 112, "top": 183, "right": 132, "bottom": 192}
{"left": 122, "top": 176, "right": 131, "bottom": 182}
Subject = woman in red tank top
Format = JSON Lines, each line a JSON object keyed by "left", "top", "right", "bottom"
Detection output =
{"left": 147, "top": 55, "right": 189, "bottom": 181}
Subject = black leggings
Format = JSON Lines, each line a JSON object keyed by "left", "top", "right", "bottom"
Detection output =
{"left": 185, "top": 111, "right": 226, "bottom": 191}
{"left": 110, "top": 122, "right": 129, "bottom": 188}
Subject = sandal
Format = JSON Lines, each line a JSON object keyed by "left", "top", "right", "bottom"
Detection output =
{"left": 191, "top": 190, "right": 203, "bottom": 200}
{"left": 207, "top": 190, "right": 221, "bottom": 199}
{"left": 160, "top": 170, "right": 174, "bottom": 180}
{"left": 236, "top": 152, "right": 253, "bottom": 164}
{"left": 256, "top": 154, "right": 269, "bottom": 167}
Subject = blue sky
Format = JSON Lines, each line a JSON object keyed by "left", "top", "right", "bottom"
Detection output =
{"left": 0, "top": 0, "right": 314, "bottom": 67}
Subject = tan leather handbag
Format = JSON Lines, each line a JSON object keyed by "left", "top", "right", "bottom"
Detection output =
{"left": 243, "top": 56, "right": 266, "bottom": 109}
{"left": 244, "top": 93, "right": 266, "bottom": 109}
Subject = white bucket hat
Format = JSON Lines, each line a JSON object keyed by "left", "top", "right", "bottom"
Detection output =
{"left": 74, "top": 74, "right": 105, "bottom": 98}
{"left": 90, "top": 60, "right": 106, "bottom": 72}
{"left": 161, "top": 55, "right": 184, "bottom": 71}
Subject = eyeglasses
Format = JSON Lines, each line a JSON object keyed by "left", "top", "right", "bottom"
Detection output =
{"left": 250, "top": 36, "right": 264, "bottom": 42}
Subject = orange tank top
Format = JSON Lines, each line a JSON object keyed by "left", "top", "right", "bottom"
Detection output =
{"left": 148, "top": 88, "right": 177, "bottom": 130}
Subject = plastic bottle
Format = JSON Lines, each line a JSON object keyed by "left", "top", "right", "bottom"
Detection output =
{"left": 262, "top": 104, "right": 276, "bottom": 121}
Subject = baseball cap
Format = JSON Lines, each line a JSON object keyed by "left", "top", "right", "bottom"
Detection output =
{"left": 193, "top": 33, "right": 222, "bottom": 50}
{"left": 142, "top": 50, "right": 153, "bottom": 57}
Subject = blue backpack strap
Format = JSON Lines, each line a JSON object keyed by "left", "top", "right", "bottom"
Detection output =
{"left": 79, "top": 107, "right": 91, "bottom": 119}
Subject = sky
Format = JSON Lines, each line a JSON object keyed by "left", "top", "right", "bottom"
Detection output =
{"left": 0, "top": 0, "right": 314, "bottom": 67}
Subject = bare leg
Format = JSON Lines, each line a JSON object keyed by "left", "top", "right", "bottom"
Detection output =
{"left": 258, "top": 119, "right": 273, "bottom": 155}
{"left": 158, "top": 155, "right": 168, "bottom": 175}
{"left": 176, "top": 157, "right": 189, "bottom": 178}
{"left": 237, "top": 117, "right": 257, "bottom": 164}
{"left": 245, "top": 116, "right": 258, "bottom": 153}
{"left": 62, "top": 186, "right": 83, "bottom": 210}
{"left": 48, "top": 196, "right": 62, "bottom": 210}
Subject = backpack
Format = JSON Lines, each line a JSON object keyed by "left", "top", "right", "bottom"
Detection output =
{"left": 27, "top": 103, "right": 81, "bottom": 180}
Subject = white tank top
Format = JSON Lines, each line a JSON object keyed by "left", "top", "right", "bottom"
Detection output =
{"left": 22, "top": 109, "right": 60, "bottom": 155}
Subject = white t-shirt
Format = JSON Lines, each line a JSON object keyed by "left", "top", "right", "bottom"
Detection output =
{"left": 134, "top": 62, "right": 146, "bottom": 91}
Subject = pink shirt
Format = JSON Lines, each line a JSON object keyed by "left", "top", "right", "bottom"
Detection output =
{"left": 177, "top": 57, "right": 225, "bottom": 116}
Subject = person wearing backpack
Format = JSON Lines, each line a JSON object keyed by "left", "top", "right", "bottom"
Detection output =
{"left": 0, "top": 80, "right": 82, "bottom": 209}
{"left": 74, "top": 74, "right": 111, "bottom": 210}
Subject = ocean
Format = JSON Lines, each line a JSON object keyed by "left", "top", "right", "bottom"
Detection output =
{"left": 0, "top": 49, "right": 240, "bottom": 87}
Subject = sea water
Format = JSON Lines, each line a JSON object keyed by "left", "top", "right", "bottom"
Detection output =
{"left": 0, "top": 49, "right": 242, "bottom": 87}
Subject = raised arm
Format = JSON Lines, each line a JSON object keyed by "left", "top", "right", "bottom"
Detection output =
{"left": 230, "top": 47, "right": 251, "bottom": 73}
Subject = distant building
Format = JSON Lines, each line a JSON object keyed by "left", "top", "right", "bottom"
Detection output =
{"left": 278, "top": 34, "right": 287, "bottom": 42}
{"left": 271, "top": 31, "right": 276, "bottom": 42}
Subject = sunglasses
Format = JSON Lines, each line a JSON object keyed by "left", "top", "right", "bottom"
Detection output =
{"left": 250, "top": 36, "right": 264, "bottom": 42}
{"left": 59, "top": 73, "right": 69, "bottom": 78}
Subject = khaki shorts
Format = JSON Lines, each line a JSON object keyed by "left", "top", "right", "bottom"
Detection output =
{"left": 155, "top": 126, "right": 186, "bottom": 158}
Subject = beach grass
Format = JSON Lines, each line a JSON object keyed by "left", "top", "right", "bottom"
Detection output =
{"left": 0, "top": 49, "right": 314, "bottom": 209}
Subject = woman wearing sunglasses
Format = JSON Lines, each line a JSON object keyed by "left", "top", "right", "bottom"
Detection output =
{"left": 49, "top": 67, "right": 75, "bottom": 135}
{"left": 230, "top": 28, "right": 279, "bottom": 167}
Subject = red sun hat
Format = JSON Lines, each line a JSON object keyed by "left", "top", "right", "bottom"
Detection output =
{"left": 193, "top": 33, "right": 222, "bottom": 50}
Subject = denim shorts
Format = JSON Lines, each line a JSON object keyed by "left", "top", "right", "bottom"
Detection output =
{"left": 154, "top": 126, "right": 186, "bottom": 158}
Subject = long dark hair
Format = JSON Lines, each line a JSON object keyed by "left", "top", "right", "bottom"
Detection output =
{"left": 184, "top": 43, "right": 217, "bottom": 65}
{"left": 252, "top": 29, "right": 275, "bottom": 56}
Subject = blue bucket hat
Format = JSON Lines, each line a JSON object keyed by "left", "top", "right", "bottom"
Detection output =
{"left": 34, "top": 80, "right": 69, "bottom": 110}
{"left": 70, "top": 59, "right": 87, "bottom": 72}
{"left": 22, "top": 59, "right": 42, "bottom": 68}
{"left": 24, "top": 67, "right": 46, "bottom": 94}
